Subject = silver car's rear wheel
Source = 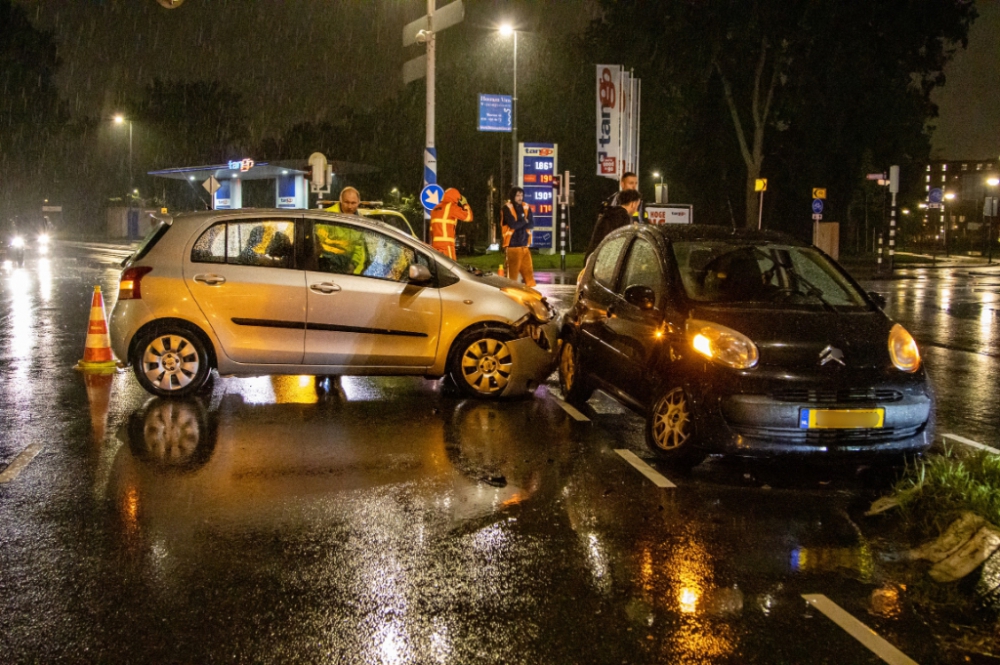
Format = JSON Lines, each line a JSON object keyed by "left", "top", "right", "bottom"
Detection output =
{"left": 132, "top": 327, "right": 211, "bottom": 398}
{"left": 450, "top": 327, "right": 515, "bottom": 398}
{"left": 645, "top": 386, "right": 706, "bottom": 468}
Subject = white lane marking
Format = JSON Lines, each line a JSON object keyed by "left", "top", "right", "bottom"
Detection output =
{"left": 802, "top": 594, "right": 918, "bottom": 665}
{"left": 941, "top": 432, "right": 998, "bottom": 454}
{"left": 614, "top": 449, "right": 676, "bottom": 488}
{"left": 551, "top": 395, "right": 590, "bottom": 422}
{"left": 0, "top": 443, "right": 44, "bottom": 484}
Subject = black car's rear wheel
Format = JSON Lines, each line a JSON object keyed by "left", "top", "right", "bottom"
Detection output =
{"left": 645, "top": 386, "right": 706, "bottom": 468}
{"left": 558, "top": 337, "right": 593, "bottom": 407}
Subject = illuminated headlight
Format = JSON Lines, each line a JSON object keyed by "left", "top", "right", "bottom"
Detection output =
{"left": 501, "top": 287, "right": 553, "bottom": 322}
{"left": 687, "top": 319, "right": 759, "bottom": 369}
{"left": 888, "top": 323, "right": 921, "bottom": 372}
{"left": 37, "top": 233, "right": 49, "bottom": 245}
{"left": 11, "top": 236, "right": 24, "bottom": 248}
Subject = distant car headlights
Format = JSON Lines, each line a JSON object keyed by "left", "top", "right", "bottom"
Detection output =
{"left": 687, "top": 319, "right": 759, "bottom": 369}
{"left": 888, "top": 323, "right": 921, "bottom": 372}
{"left": 11, "top": 236, "right": 25, "bottom": 248}
{"left": 501, "top": 287, "right": 554, "bottom": 322}
{"left": 37, "top": 233, "right": 50, "bottom": 245}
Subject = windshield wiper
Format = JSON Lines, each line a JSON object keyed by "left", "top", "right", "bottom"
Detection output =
{"left": 750, "top": 247, "right": 838, "bottom": 313}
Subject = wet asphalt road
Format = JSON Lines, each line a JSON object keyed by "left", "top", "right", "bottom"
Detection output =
{"left": 1, "top": 244, "right": 998, "bottom": 663}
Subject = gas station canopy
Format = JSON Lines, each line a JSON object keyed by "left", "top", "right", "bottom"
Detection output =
{"left": 148, "top": 158, "right": 378, "bottom": 210}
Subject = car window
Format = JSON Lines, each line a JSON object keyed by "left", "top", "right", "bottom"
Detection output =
{"left": 593, "top": 235, "right": 629, "bottom": 289}
{"left": 191, "top": 223, "right": 226, "bottom": 263}
{"left": 227, "top": 221, "right": 296, "bottom": 269}
{"left": 367, "top": 213, "right": 414, "bottom": 237}
{"left": 314, "top": 222, "right": 429, "bottom": 282}
{"left": 671, "top": 241, "right": 868, "bottom": 309}
{"left": 618, "top": 238, "right": 665, "bottom": 299}
{"left": 191, "top": 220, "right": 296, "bottom": 269}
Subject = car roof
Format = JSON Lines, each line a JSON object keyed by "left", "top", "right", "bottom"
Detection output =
{"left": 167, "top": 208, "right": 417, "bottom": 242}
{"left": 638, "top": 224, "right": 808, "bottom": 246}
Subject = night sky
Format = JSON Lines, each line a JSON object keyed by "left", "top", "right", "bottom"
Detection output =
{"left": 930, "top": 0, "right": 1000, "bottom": 160}
{"left": 15, "top": 0, "right": 996, "bottom": 159}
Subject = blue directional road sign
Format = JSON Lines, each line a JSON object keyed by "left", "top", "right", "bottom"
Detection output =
{"left": 478, "top": 94, "right": 512, "bottom": 132}
{"left": 420, "top": 184, "right": 445, "bottom": 211}
{"left": 811, "top": 199, "right": 824, "bottom": 214}
{"left": 928, "top": 188, "right": 944, "bottom": 204}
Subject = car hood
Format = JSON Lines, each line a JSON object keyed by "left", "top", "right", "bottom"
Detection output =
{"left": 689, "top": 306, "right": 893, "bottom": 370}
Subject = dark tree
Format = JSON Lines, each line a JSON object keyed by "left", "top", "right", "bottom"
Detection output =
{"left": 0, "top": 0, "right": 65, "bottom": 216}
{"left": 590, "top": 0, "right": 977, "bottom": 232}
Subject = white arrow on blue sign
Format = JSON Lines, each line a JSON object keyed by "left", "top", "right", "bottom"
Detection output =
{"left": 420, "top": 184, "right": 445, "bottom": 211}
{"left": 928, "top": 188, "right": 944, "bottom": 204}
{"left": 811, "top": 199, "right": 824, "bottom": 214}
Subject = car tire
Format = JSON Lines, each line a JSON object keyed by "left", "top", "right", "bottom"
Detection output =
{"left": 645, "top": 385, "right": 707, "bottom": 468}
{"left": 558, "top": 336, "right": 593, "bottom": 407}
{"left": 449, "top": 326, "right": 516, "bottom": 399}
{"left": 132, "top": 325, "right": 212, "bottom": 398}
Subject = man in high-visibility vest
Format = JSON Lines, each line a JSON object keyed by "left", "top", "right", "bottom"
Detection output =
{"left": 430, "top": 188, "right": 473, "bottom": 260}
{"left": 318, "top": 186, "right": 366, "bottom": 274}
{"left": 501, "top": 186, "right": 535, "bottom": 288}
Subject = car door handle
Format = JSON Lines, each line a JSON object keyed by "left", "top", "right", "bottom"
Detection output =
{"left": 193, "top": 273, "right": 226, "bottom": 286}
{"left": 606, "top": 303, "right": 617, "bottom": 317}
{"left": 309, "top": 282, "right": 342, "bottom": 294}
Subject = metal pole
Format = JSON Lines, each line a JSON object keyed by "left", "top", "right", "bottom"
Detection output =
{"left": 423, "top": 0, "right": 436, "bottom": 243}
{"left": 990, "top": 206, "right": 995, "bottom": 265}
{"left": 510, "top": 30, "right": 518, "bottom": 188}
{"left": 128, "top": 121, "right": 133, "bottom": 202}
{"left": 888, "top": 191, "right": 896, "bottom": 273}
{"left": 757, "top": 190, "right": 763, "bottom": 230}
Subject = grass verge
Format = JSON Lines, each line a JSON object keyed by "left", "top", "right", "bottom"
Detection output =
{"left": 457, "top": 251, "right": 586, "bottom": 272}
{"left": 891, "top": 447, "right": 1000, "bottom": 535}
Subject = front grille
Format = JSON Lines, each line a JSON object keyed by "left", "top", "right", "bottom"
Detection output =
{"left": 770, "top": 387, "right": 903, "bottom": 404}
{"left": 730, "top": 423, "right": 924, "bottom": 446}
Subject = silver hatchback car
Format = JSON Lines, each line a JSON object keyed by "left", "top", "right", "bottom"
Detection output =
{"left": 109, "top": 209, "right": 558, "bottom": 399}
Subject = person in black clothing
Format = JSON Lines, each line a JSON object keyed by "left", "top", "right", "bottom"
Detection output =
{"left": 585, "top": 189, "right": 642, "bottom": 261}
{"left": 600, "top": 171, "right": 647, "bottom": 222}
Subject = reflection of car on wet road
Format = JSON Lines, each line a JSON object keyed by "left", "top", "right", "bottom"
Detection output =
{"left": 109, "top": 209, "right": 557, "bottom": 399}
{"left": 559, "top": 224, "right": 933, "bottom": 467}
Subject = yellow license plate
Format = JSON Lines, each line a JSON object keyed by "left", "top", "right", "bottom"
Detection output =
{"left": 799, "top": 408, "right": 885, "bottom": 429}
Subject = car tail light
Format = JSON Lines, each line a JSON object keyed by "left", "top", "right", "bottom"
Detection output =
{"left": 118, "top": 266, "right": 153, "bottom": 300}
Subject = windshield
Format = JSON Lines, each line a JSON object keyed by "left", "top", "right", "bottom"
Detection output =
{"left": 671, "top": 241, "right": 869, "bottom": 310}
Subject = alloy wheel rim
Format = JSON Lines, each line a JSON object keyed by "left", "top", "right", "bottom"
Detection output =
{"left": 560, "top": 342, "right": 576, "bottom": 392}
{"left": 651, "top": 388, "right": 690, "bottom": 451}
{"left": 142, "top": 334, "right": 200, "bottom": 392}
{"left": 460, "top": 338, "right": 513, "bottom": 395}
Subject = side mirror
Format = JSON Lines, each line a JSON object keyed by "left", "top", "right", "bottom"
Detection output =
{"left": 408, "top": 263, "right": 433, "bottom": 284}
{"left": 624, "top": 284, "right": 656, "bottom": 310}
{"left": 868, "top": 291, "right": 887, "bottom": 309}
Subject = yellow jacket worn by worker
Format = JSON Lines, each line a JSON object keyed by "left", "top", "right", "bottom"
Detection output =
{"left": 314, "top": 222, "right": 367, "bottom": 275}
{"left": 430, "top": 188, "right": 473, "bottom": 260}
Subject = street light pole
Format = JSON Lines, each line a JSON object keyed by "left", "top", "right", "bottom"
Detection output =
{"left": 510, "top": 29, "right": 518, "bottom": 188}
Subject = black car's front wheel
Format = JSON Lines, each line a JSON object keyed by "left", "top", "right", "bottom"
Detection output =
{"left": 132, "top": 325, "right": 212, "bottom": 398}
{"left": 449, "top": 326, "right": 516, "bottom": 399}
{"left": 645, "top": 386, "right": 706, "bottom": 468}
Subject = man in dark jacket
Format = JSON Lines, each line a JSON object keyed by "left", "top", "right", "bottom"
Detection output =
{"left": 601, "top": 171, "right": 647, "bottom": 222}
{"left": 585, "top": 189, "right": 642, "bottom": 260}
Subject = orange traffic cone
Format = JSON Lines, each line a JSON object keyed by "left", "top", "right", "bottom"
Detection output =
{"left": 498, "top": 264, "right": 505, "bottom": 277}
{"left": 75, "top": 286, "right": 119, "bottom": 373}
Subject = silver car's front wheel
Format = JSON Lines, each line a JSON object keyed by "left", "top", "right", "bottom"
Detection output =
{"left": 132, "top": 327, "right": 211, "bottom": 398}
{"left": 450, "top": 327, "right": 515, "bottom": 398}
